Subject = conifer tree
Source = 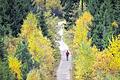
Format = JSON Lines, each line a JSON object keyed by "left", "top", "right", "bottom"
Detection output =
{"left": 8, "top": 0, "right": 34, "bottom": 36}
{"left": 0, "top": 0, "right": 11, "bottom": 36}
{"left": 0, "top": 0, "right": 34, "bottom": 37}
{"left": 15, "top": 41, "right": 39, "bottom": 80}
{"left": 88, "top": 0, "right": 113, "bottom": 50}
{"left": 112, "top": 0, "right": 120, "bottom": 35}
{"left": 61, "top": 0, "right": 80, "bottom": 30}
{"left": 38, "top": 10, "right": 49, "bottom": 37}
{"left": 0, "top": 0, "right": 8, "bottom": 61}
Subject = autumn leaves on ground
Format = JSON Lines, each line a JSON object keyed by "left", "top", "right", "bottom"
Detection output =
{"left": 0, "top": 0, "right": 120, "bottom": 80}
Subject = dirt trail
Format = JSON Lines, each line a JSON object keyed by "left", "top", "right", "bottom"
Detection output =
{"left": 56, "top": 21, "right": 72, "bottom": 80}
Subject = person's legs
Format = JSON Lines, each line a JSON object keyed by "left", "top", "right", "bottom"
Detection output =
{"left": 66, "top": 55, "right": 68, "bottom": 61}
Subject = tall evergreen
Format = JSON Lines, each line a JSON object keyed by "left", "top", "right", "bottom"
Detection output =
{"left": 39, "top": 10, "right": 49, "bottom": 37}
{"left": 0, "top": 0, "right": 34, "bottom": 37}
{"left": 88, "top": 0, "right": 113, "bottom": 50}
{"left": 112, "top": 0, "right": 120, "bottom": 35}
{"left": 9, "top": 0, "right": 34, "bottom": 36}
{"left": 61, "top": 0, "right": 80, "bottom": 30}
{"left": 0, "top": 37, "right": 5, "bottom": 61}
{"left": 0, "top": 0, "right": 8, "bottom": 60}
{"left": 0, "top": 0, "right": 11, "bottom": 36}
{"left": 35, "top": 0, "right": 49, "bottom": 37}
{"left": 15, "top": 41, "right": 39, "bottom": 80}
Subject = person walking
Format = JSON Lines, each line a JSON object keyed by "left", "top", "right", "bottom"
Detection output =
{"left": 66, "top": 50, "right": 69, "bottom": 61}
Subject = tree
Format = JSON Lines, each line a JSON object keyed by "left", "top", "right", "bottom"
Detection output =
{"left": 0, "top": 36, "right": 5, "bottom": 61}
{"left": 21, "top": 12, "right": 55, "bottom": 80}
{"left": 88, "top": 0, "right": 113, "bottom": 50}
{"left": 73, "top": 11, "right": 95, "bottom": 80}
{"left": 112, "top": 0, "right": 120, "bottom": 35}
{"left": 34, "top": 0, "right": 61, "bottom": 37}
{"left": 0, "top": 0, "right": 11, "bottom": 36}
{"left": 61, "top": 0, "right": 80, "bottom": 30}
{"left": 0, "top": 0, "right": 34, "bottom": 37}
{"left": 34, "top": 0, "right": 61, "bottom": 10}
{"left": 8, "top": 55, "right": 22, "bottom": 80}
{"left": 15, "top": 41, "right": 39, "bottom": 80}
{"left": 38, "top": 10, "right": 49, "bottom": 37}
{"left": 93, "top": 35, "right": 120, "bottom": 80}
{"left": 0, "top": 60, "right": 16, "bottom": 80}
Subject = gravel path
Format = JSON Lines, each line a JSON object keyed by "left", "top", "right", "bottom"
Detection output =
{"left": 56, "top": 21, "right": 72, "bottom": 80}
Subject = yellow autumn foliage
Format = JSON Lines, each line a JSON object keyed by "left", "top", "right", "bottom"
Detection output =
{"left": 8, "top": 55, "right": 22, "bottom": 80}
{"left": 93, "top": 35, "right": 120, "bottom": 79}
{"left": 112, "top": 21, "right": 118, "bottom": 28}
{"left": 21, "top": 12, "right": 54, "bottom": 63}
{"left": 73, "top": 11, "right": 95, "bottom": 80}
{"left": 108, "top": 36, "right": 120, "bottom": 72}
{"left": 82, "top": 11, "right": 93, "bottom": 24}
{"left": 71, "top": 10, "right": 120, "bottom": 80}
{"left": 74, "top": 11, "right": 93, "bottom": 48}
{"left": 26, "top": 69, "right": 41, "bottom": 80}
{"left": 21, "top": 12, "right": 55, "bottom": 80}
{"left": 72, "top": 10, "right": 120, "bottom": 80}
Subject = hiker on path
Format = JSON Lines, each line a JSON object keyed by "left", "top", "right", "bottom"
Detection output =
{"left": 66, "top": 50, "right": 70, "bottom": 61}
